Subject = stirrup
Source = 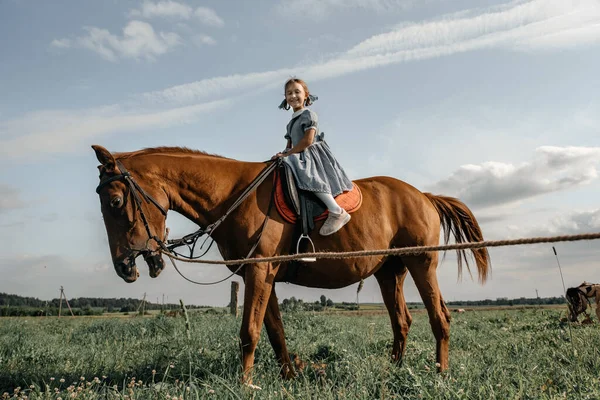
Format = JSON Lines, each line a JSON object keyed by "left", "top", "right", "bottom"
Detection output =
{"left": 296, "top": 234, "right": 316, "bottom": 262}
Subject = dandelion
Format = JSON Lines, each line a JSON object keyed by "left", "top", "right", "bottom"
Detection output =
{"left": 57, "top": 398, "right": 62, "bottom": 400}
{"left": 60, "top": 379, "right": 65, "bottom": 384}
{"left": 50, "top": 378, "right": 55, "bottom": 381}
{"left": 208, "top": 389, "right": 215, "bottom": 394}
{"left": 80, "top": 376, "right": 85, "bottom": 381}
{"left": 29, "top": 385, "right": 35, "bottom": 389}
{"left": 170, "top": 364, "right": 175, "bottom": 369}
{"left": 435, "top": 363, "right": 441, "bottom": 368}
{"left": 152, "top": 370, "right": 156, "bottom": 375}
{"left": 102, "top": 376, "right": 107, "bottom": 380}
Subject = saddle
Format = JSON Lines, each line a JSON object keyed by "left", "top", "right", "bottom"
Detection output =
{"left": 273, "top": 163, "right": 362, "bottom": 229}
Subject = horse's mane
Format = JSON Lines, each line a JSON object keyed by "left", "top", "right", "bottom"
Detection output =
{"left": 114, "top": 146, "right": 227, "bottom": 160}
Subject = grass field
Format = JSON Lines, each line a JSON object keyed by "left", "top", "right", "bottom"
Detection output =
{"left": 1, "top": 307, "right": 599, "bottom": 399}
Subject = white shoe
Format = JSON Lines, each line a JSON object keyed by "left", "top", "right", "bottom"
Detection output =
{"left": 319, "top": 209, "right": 351, "bottom": 236}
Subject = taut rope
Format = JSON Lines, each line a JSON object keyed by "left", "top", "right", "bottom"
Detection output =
{"left": 160, "top": 231, "right": 600, "bottom": 266}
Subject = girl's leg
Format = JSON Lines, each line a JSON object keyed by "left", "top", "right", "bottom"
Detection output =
{"left": 314, "top": 192, "right": 350, "bottom": 236}
{"left": 314, "top": 192, "right": 343, "bottom": 214}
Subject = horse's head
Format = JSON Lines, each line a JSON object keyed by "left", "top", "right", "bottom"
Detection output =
{"left": 92, "top": 145, "right": 168, "bottom": 283}
{"left": 565, "top": 287, "right": 586, "bottom": 322}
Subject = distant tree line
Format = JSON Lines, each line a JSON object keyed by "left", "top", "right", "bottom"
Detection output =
{"left": 444, "top": 296, "right": 566, "bottom": 307}
{"left": 280, "top": 295, "right": 358, "bottom": 312}
{"left": 277, "top": 295, "right": 567, "bottom": 313}
{"left": 0, "top": 292, "right": 208, "bottom": 317}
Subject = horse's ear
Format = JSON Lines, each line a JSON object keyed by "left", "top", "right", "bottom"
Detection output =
{"left": 92, "top": 145, "right": 116, "bottom": 170}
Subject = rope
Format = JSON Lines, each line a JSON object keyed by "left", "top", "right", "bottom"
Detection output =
{"left": 160, "top": 231, "right": 600, "bottom": 266}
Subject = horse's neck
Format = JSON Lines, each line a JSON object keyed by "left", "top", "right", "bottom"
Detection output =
{"left": 133, "top": 153, "right": 262, "bottom": 227}
{"left": 589, "top": 284, "right": 600, "bottom": 301}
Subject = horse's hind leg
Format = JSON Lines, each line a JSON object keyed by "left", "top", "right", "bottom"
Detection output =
{"left": 374, "top": 257, "right": 412, "bottom": 365}
{"left": 263, "top": 284, "right": 295, "bottom": 379}
{"left": 405, "top": 252, "right": 450, "bottom": 371}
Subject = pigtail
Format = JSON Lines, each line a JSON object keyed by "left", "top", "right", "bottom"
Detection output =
{"left": 278, "top": 99, "right": 290, "bottom": 110}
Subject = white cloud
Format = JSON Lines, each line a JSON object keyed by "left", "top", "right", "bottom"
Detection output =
{"left": 141, "top": 0, "right": 600, "bottom": 105}
{"left": 50, "top": 38, "right": 71, "bottom": 48}
{"left": 141, "top": 69, "right": 295, "bottom": 104}
{"left": 276, "top": 0, "right": 418, "bottom": 21}
{"left": 129, "top": 0, "right": 193, "bottom": 19}
{"left": 194, "top": 7, "right": 224, "bottom": 27}
{"left": 544, "top": 209, "right": 600, "bottom": 235}
{"left": 428, "top": 146, "right": 600, "bottom": 208}
{"left": 128, "top": 1, "right": 224, "bottom": 26}
{"left": 76, "top": 20, "right": 182, "bottom": 62}
{"left": 193, "top": 34, "right": 216, "bottom": 47}
{"left": 346, "top": 0, "right": 600, "bottom": 57}
{"left": 52, "top": 21, "right": 181, "bottom": 62}
{"left": 0, "top": 99, "right": 233, "bottom": 159}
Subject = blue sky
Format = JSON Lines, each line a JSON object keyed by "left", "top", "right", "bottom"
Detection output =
{"left": 1, "top": 0, "right": 600, "bottom": 306}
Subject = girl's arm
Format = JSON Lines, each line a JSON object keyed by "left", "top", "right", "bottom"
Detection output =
{"left": 283, "top": 128, "right": 316, "bottom": 155}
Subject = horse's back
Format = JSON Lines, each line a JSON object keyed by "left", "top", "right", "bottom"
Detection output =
{"left": 350, "top": 175, "right": 442, "bottom": 246}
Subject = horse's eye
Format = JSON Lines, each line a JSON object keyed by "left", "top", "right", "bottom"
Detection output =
{"left": 110, "top": 196, "right": 123, "bottom": 208}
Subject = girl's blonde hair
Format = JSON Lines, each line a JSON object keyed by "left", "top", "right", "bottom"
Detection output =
{"left": 279, "top": 78, "right": 315, "bottom": 110}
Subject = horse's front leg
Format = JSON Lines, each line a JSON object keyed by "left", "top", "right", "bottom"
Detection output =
{"left": 240, "top": 262, "right": 275, "bottom": 385}
{"left": 263, "top": 283, "right": 295, "bottom": 379}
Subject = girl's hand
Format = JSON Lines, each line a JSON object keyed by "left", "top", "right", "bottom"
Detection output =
{"left": 271, "top": 152, "right": 285, "bottom": 160}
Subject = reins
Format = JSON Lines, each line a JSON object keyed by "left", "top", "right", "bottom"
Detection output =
{"left": 96, "top": 158, "right": 281, "bottom": 285}
{"left": 163, "top": 161, "right": 279, "bottom": 285}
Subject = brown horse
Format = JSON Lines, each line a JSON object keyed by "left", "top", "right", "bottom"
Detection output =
{"left": 92, "top": 145, "right": 490, "bottom": 383}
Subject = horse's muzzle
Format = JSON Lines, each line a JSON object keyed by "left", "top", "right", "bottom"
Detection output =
{"left": 144, "top": 251, "right": 165, "bottom": 278}
{"left": 114, "top": 256, "right": 139, "bottom": 283}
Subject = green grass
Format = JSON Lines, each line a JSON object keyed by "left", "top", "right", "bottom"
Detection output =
{"left": 1, "top": 308, "right": 599, "bottom": 399}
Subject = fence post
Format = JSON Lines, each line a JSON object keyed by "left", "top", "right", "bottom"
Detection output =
{"left": 230, "top": 281, "right": 240, "bottom": 317}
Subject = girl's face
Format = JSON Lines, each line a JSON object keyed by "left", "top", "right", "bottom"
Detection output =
{"left": 285, "top": 82, "right": 307, "bottom": 112}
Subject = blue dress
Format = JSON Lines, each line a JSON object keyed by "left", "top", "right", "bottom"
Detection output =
{"left": 283, "top": 108, "right": 353, "bottom": 197}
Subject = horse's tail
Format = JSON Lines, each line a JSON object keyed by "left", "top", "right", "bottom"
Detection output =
{"left": 423, "top": 193, "right": 491, "bottom": 283}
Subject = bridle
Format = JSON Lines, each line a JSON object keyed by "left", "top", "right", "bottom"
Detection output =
{"left": 95, "top": 158, "right": 281, "bottom": 284}
{"left": 565, "top": 284, "right": 596, "bottom": 319}
{"left": 96, "top": 160, "right": 168, "bottom": 256}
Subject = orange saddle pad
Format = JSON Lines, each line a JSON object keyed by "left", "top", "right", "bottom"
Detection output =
{"left": 274, "top": 169, "right": 363, "bottom": 224}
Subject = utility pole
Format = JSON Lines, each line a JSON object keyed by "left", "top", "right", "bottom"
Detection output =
{"left": 356, "top": 280, "right": 364, "bottom": 310}
{"left": 230, "top": 281, "right": 240, "bottom": 317}
{"left": 137, "top": 292, "right": 147, "bottom": 316}
{"left": 58, "top": 286, "right": 75, "bottom": 317}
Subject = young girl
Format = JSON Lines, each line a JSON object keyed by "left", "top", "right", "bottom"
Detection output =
{"left": 272, "top": 78, "right": 353, "bottom": 236}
